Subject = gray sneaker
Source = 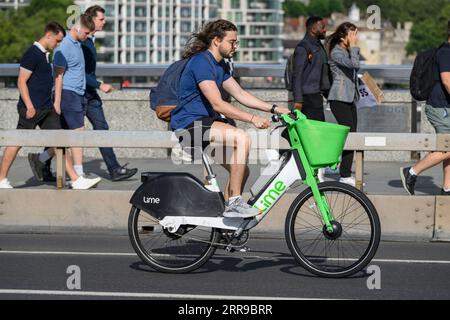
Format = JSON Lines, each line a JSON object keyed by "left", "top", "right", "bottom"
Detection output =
{"left": 28, "top": 153, "right": 44, "bottom": 181}
{"left": 223, "top": 197, "right": 261, "bottom": 218}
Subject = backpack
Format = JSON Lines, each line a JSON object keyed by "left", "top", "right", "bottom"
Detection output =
{"left": 410, "top": 44, "right": 444, "bottom": 101}
{"left": 150, "top": 53, "right": 219, "bottom": 122}
{"left": 150, "top": 58, "right": 190, "bottom": 122}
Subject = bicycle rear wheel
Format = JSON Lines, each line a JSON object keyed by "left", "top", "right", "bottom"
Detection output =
{"left": 128, "top": 206, "right": 220, "bottom": 273}
{"left": 285, "top": 181, "right": 381, "bottom": 278}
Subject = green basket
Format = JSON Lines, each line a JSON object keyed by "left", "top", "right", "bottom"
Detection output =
{"left": 295, "top": 119, "right": 350, "bottom": 168}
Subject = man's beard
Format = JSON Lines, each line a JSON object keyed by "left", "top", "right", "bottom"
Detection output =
{"left": 220, "top": 49, "right": 235, "bottom": 59}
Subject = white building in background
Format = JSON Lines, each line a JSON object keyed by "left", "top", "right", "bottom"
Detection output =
{"left": 0, "top": 0, "right": 29, "bottom": 10}
{"left": 75, "top": 0, "right": 219, "bottom": 64}
{"left": 2, "top": 0, "right": 284, "bottom": 64}
{"left": 219, "top": 0, "right": 284, "bottom": 63}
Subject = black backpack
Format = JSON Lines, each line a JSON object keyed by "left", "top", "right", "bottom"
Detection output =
{"left": 410, "top": 44, "right": 444, "bottom": 101}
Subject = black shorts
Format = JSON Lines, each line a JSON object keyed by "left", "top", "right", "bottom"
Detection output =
{"left": 175, "top": 116, "right": 232, "bottom": 159}
{"left": 16, "top": 105, "right": 61, "bottom": 130}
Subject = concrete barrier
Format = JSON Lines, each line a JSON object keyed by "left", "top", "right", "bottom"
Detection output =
{"left": 434, "top": 197, "right": 450, "bottom": 241}
{"left": 0, "top": 189, "right": 445, "bottom": 241}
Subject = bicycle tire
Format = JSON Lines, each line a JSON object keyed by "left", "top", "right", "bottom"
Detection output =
{"left": 285, "top": 181, "right": 381, "bottom": 278}
{"left": 128, "top": 206, "right": 220, "bottom": 273}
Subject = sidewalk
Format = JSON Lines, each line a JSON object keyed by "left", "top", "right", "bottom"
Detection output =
{"left": 3, "top": 156, "right": 446, "bottom": 196}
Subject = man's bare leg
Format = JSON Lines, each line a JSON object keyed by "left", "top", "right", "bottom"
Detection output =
{"left": 412, "top": 152, "right": 450, "bottom": 175}
{"left": 70, "top": 127, "right": 84, "bottom": 175}
{"left": 443, "top": 157, "right": 450, "bottom": 190}
{"left": 209, "top": 122, "right": 251, "bottom": 199}
{"left": 0, "top": 146, "right": 21, "bottom": 181}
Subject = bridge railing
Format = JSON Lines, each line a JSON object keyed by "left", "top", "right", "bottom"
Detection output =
{"left": 1, "top": 130, "right": 449, "bottom": 190}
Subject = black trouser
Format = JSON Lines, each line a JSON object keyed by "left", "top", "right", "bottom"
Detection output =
{"left": 329, "top": 100, "right": 357, "bottom": 178}
{"left": 302, "top": 93, "right": 325, "bottom": 121}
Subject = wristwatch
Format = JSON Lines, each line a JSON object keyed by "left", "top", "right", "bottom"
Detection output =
{"left": 270, "top": 104, "right": 278, "bottom": 114}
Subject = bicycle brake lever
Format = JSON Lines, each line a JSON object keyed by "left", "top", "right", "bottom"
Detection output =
{"left": 270, "top": 124, "right": 284, "bottom": 135}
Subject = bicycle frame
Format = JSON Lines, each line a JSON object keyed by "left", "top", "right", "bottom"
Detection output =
{"left": 246, "top": 110, "right": 335, "bottom": 233}
{"left": 159, "top": 110, "right": 337, "bottom": 234}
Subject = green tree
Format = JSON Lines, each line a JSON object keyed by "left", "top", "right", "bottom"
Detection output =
{"left": 406, "top": 3, "right": 450, "bottom": 54}
{"left": 340, "top": 0, "right": 449, "bottom": 54}
{"left": 307, "top": 0, "right": 345, "bottom": 17}
{"left": 0, "top": 0, "right": 74, "bottom": 63}
{"left": 283, "top": 0, "right": 308, "bottom": 18}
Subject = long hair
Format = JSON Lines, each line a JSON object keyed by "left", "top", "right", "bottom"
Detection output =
{"left": 182, "top": 19, "right": 238, "bottom": 59}
{"left": 326, "top": 22, "right": 357, "bottom": 54}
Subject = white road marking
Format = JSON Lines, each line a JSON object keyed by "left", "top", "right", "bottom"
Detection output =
{"left": 0, "top": 250, "right": 136, "bottom": 256}
{"left": 1, "top": 250, "right": 450, "bottom": 265}
{"left": 0, "top": 289, "right": 316, "bottom": 300}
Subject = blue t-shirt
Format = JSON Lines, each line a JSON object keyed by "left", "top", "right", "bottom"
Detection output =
{"left": 18, "top": 44, "right": 53, "bottom": 110}
{"left": 170, "top": 51, "right": 231, "bottom": 130}
{"left": 427, "top": 43, "right": 450, "bottom": 108}
{"left": 53, "top": 34, "right": 86, "bottom": 96}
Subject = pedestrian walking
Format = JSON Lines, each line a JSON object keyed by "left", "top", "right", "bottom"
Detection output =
{"left": 0, "top": 22, "right": 100, "bottom": 190}
{"left": 291, "top": 16, "right": 331, "bottom": 182}
{"left": 291, "top": 16, "right": 330, "bottom": 120}
{"left": 326, "top": 22, "right": 360, "bottom": 187}
{"left": 401, "top": 20, "right": 450, "bottom": 195}
{"left": 51, "top": 14, "right": 94, "bottom": 180}
{"left": 82, "top": 5, "right": 137, "bottom": 181}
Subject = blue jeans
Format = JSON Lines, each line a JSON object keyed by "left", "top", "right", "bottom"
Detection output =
{"left": 85, "top": 92, "right": 120, "bottom": 174}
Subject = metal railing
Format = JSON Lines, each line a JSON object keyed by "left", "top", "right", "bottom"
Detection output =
{"left": 1, "top": 130, "right": 449, "bottom": 190}
{"left": 0, "top": 63, "right": 412, "bottom": 83}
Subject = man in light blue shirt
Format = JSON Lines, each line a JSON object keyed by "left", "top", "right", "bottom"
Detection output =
{"left": 53, "top": 35, "right": 86, "bottom": 97}
{"left": 53, "top": 14, "right": 95, "bottom": 177}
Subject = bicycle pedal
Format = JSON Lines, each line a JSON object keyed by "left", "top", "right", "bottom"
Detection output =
{"left": 225, "top": 246, "right": 235, "bottom": 253}
{"left": 238, "top": 246, "right": 250, "bottom": 253}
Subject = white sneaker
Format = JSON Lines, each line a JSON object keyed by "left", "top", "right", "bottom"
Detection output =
{"left": 171, "top": 143, "right": 192, "bottom": 162}
{"left": 71, "top": 176, "right": 101, "bottom": 190}
{"left": 339, "top": 176, "right": 356, "bottom": 187}
{"left": 0, "top": 178, "right": 13, "bottom": 189}
{"left": 223, "top": 197, "right": 261, "bottom": 218}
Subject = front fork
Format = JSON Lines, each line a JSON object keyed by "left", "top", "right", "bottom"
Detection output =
{"left": 295, "top": 144, "right": 335, "bottom": 233}
{"left": 305, "top": 172, "right": 334, "bottom": 233}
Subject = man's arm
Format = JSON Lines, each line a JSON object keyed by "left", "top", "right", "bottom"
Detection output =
{"left": 86, "top": 72, "right": 102, "bottom": 90}
{"left": 223, "top": 77, "right": 289, "bottom": 114}
{"left": 292, "top": 46, "right": 307, "bottom": 108}
{"left": 223, "top": 77, "right": 271, "bottom": 111}
{"left": 53, "top": 67, "right": 64, "bottom": 115}
{"left": 17, "top": 68, "right": 36, "bottom": 119}
{"left": 86, "top": 70, "right": 112, "bottom": 93}
{"left": 441, "top": 72, "right": 450, "bottom": 94}
{"left": 198, "top": 80, "right": 269, "bottom": 128}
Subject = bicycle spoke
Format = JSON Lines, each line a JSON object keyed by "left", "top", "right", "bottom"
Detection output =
{"left": 288, "top": 183, "right": 380, "bottom": 277}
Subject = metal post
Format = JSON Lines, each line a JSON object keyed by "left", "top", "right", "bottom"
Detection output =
{"left": 355, "top": 150, "right": 364, "bottom": 192}
{"left": 55, "top": 148, "right": 66, "bottom": 189}
{"left": 411, "top": 99, "right": 420, "bottom": 160}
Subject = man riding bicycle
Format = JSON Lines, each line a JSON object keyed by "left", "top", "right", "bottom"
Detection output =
{"left": 170, "top": 19, "right": 289, "bottom": 218}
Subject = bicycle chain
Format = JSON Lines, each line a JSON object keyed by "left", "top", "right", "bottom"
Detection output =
{"left": 169, "top": 228, "right": 250, "bottom": 249}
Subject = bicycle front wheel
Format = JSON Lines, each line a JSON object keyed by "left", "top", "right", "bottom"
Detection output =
{"left": 128, "top": 206, "right": 220, "bottom": 273}
{"left": 285, "top": 181, "right": 381, "bottom": 278}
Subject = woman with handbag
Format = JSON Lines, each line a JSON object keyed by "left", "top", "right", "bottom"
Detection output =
{"left": 326, "top": 22, "right": 360, "bottom": 186}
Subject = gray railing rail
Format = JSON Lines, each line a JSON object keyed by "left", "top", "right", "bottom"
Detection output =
{"left": 0, "top": 63, "right": 413, "bottom": 81}
{"left": 1, "top": 130, "right": 449, "bottom": 190}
